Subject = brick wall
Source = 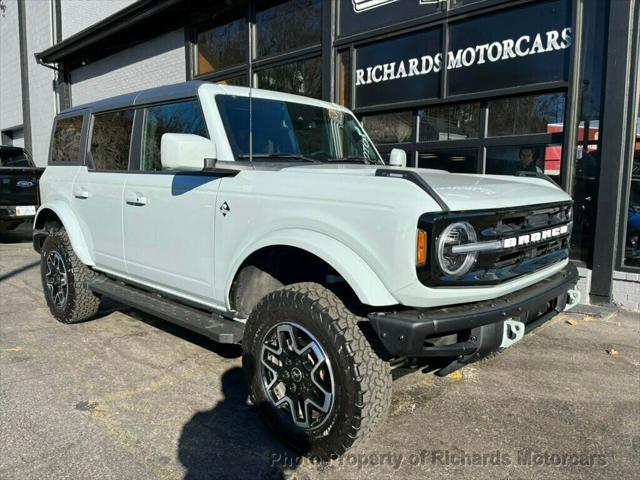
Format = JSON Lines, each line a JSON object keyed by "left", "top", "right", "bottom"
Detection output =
{"left": 612, "top": 271, "right": 640, "bottom": 312}
{"left": 70, "top": 29, "right": 186, "bottom": 107}
{"left": 61, "top": 0, "right": 136, "bottom": 39}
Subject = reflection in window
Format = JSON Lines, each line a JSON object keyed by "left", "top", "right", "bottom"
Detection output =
{"left": 337, "top": 50, "right": 352, "bottom": 107}
{"left": 418, "top": 149, "right": 477, "bottom": 173}
{"left": 197, "top": 18, "right": 248, "bottom": 75}
{"left": 571, "top": 0, "right": 608, "bottom": 265}
{"left": 418, "top": 102, "right": 480, "bottom": 141}
{"left": 216, "top": 76, "right": 249, "bottom": 87}
{"left": 141, "top": 101, "right": 208, "bottom": 171}
{"left": 362, "top": 111, "right": 413, "bottom": 145}
{"left": 487, "top": 93, "right": 565, "bottom": 136}
{"left": 51, "top": 116, "right": 83, "bottom": 163}
{"left": 485, "top": 144, "right": 562, "bottom": 184}
{"left": 91, "top": 110, "right": 134, "bottom": 171}
{"left": 256, "top": 0, "right": 321, "bottom": 58}
{"left": 256, "top": 57, "right": 322, "bottom": 99}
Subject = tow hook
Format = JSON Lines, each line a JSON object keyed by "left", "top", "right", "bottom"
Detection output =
{"left": 499, "top": 319, "right": 526, "bottom": 349}
{"left": 564, "top": 289, "right": 581, "bottom": 312}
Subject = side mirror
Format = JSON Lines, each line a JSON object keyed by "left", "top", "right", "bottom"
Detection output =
{"left": 161, "top": 133, "right": 216, "bottom": 171}
{"left": 389, "top": 148, "right": 407, "bottom": 167}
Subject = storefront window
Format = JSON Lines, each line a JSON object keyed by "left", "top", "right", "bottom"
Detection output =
{"left": 418, "top": 149, "right": 477, "bottom": 173}
{"left": 256, "top": 57, "right": 322, "bottom": 99}
{"left": 570, "top": 0, "right": 608, "bottom": 265}
{"left": 197, "top": 18, "right": 248, "bottom": 76}
{"left": 486, "top": 144, "right": 562, "bottom": 184}
{"left": 418, "top": 102, "right": 480, "bottom": 141}
{"left": 256, "top": 0, "right": 322, "bottom": 58}
{"left": 362, "top": 111, "right": 413, "bottom": 145}
{"left": 623, "top": 74, "right": 640, "bottom": 267}
{"left": 487, "top": 93, "right": 565, "bottom": 137}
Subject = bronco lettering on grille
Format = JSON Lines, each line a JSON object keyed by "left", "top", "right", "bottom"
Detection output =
{"left": 502, "top": 224, "right": 569, "bottom": 249}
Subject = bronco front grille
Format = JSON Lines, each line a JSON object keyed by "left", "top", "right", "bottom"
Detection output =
{"left": 417, "top": 202, "right": 572, "bottom": 287}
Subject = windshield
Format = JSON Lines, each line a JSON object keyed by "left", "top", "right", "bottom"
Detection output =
{"left": 0, "top": 148, "right": 31, "bottom": 167}
{"left": 216, "top": 95, "right": 381, "bottom": 163}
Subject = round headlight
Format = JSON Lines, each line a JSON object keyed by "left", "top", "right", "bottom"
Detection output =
{"left": 437, "top": 221, "right": 478, "bottom": 277}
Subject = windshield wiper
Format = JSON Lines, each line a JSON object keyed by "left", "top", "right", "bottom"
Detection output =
{"left": 328, "top": 156, "right": 376, "bottom": 165}
{"left": 237, "top": 153, "right": 319, "bottom": 163}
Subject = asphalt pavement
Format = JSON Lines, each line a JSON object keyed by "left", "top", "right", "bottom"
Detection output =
{"left": 1, "top": 223, "right": 638, "bottom": 480}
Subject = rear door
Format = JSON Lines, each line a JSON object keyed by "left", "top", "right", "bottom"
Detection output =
{"left": 72, "top": 109, "right": 135, "bottom": 274}
{"left": 122, "top": 100, "right": 222, "bottom": 306}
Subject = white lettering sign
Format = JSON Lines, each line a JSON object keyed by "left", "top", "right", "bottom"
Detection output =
{"left": 355, "top": 28, "right": 572, "bottom": 87}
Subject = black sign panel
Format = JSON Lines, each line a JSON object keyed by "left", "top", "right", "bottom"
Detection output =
{"left": 339, "top": 0, "right": 443, "bottom": 37}
{"left": 352, "top": 0, "right": 572, "bottom": 109}
{"left": 355, "top": 27, "right": 442, "bottom": 108}
{"left": 447, "top": 0, "right": 572, "bottom": 95}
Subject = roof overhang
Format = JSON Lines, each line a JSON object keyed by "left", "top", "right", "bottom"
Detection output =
{"left": 36, "top": 0, "right": 241, "bottom": 70}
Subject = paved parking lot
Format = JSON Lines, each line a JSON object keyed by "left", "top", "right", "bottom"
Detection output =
{"left": 1, "top": 223, "right": 639, "bottom": 480}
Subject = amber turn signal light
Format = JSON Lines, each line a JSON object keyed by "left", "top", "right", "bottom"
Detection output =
{"left": 416, "top": 229, "right": 427, "bottom": 266}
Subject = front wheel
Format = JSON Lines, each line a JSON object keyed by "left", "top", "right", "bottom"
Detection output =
{"left": 242, "top": 283, "right": 392, "bottom": 460}
{"left": 40, "top": 226, "right": 100, "bottom": 324}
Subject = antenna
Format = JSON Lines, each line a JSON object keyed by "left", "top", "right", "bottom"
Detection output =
{"left": 248, "top": 15, "right": 253, "bottom": 163}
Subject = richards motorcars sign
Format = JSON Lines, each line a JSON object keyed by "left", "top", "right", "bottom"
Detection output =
{"left": 354, "top": 0, "right": 572, "bottom": 108}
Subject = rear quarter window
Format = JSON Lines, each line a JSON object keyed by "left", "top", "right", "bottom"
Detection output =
{"left": 50, "top": 115, "right": 83, "bottom": 163}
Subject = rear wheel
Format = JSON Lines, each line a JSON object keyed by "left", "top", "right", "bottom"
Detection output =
{"left": 40, "top": 226, "right": 100, "bottom": 324}
{"left": 242, "top": 282, "right": 392, "bottom": 460}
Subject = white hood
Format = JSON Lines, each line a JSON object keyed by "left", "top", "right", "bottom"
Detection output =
{"left": 286, "top": 164, "right": 571, "bottom": 212}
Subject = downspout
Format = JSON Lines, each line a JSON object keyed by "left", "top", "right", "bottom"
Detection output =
{"left": 17, "top": 0, "right": 33, "bottom": 155}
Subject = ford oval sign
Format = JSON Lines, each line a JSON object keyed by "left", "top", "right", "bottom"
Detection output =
{"left": 16, "top": 180, "right": 35, "bottom": 188}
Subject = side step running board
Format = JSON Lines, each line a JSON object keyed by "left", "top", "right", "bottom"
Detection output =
{"left": 89, "top": 277, "right": 244, "bottom": 344}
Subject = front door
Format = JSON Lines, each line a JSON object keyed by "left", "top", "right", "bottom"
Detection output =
{"left": 122, "top": 173, "right": 222, "bottom": 305}
{"left": 122, "top": 99, "right": 222, "bottom": 306}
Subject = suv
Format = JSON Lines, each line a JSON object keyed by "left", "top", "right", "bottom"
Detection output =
{"left": 33, "top": 82, "right": 579, "bottom": 459}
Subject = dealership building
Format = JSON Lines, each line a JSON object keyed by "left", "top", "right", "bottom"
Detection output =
{"left": 0, "top": 0, "right": 638, "bottom": 309}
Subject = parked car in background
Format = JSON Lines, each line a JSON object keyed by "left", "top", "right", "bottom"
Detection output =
{"left": 0, "top": 146, "right": 43, "bottom": 231}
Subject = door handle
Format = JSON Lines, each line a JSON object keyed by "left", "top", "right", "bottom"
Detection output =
{"left": 73, "top": 187, "right": 89, "bottom": 199}
{"left": 125, "top": 192, "right": 148, "bottom": 206}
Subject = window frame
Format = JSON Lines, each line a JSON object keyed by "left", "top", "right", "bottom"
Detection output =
{"left": 188, "top": 0, "right": 325, "bottom": 95}
{"left": 615, "top": 8, "right": 640, "bottom": 273}
{"left": 135, "top": 98, "right": 210, "bottom": 173}
{"left": 48, "top": 111, "right": 88, "bottom": 166}
{"left": 86, "top": 107, "right": 137, "bottom": 173}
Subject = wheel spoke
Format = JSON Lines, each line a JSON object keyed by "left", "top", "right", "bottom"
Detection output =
{"left": 45, "top": 251, "right": 68, "bottom": 308}
{"left": 260, "top": 322, "right": 334, "bottom": 430}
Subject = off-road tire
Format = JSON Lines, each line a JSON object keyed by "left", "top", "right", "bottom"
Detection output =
{"left": 242, "top": 282, "right": 392, "bottom": 460}
{"left": 40, "top": 225, "right": 100, "bottom": 324}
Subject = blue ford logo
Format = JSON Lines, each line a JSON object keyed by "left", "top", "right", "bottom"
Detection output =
{"left": 16, "top": 180, "right": 35, "bottom": 188}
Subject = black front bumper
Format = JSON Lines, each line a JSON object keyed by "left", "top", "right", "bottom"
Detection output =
{"left": 368, "top": 262, "right": 579, "bottom": 359}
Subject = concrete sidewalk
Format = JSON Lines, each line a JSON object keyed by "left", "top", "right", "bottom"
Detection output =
{"left": 1, "top": 224, "right": 638, "bottom": 480}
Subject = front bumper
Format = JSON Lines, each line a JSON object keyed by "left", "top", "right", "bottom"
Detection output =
{"left": 368, "top": 262, "right": 579, "bottom": 359}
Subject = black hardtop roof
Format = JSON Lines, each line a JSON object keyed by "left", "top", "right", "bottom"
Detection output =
{"left": 60, "top": 81, "right": 207, "bottom": 116}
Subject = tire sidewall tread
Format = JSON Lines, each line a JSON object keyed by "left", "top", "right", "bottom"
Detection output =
{"left": 242, "top": 282, "right": 391, "bottom": 460}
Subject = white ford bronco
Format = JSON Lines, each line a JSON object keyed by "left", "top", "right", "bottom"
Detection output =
{"left": 34, "top": 81, "right": 579, "bottom": 459}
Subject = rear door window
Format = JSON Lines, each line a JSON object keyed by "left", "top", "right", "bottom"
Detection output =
{"left": 51, "top": 115, "right": 83, "bottom": 163}
{"left": 140, "top": 100, "right": 208, "bottom": 171}
{"left": 90, "top": 110, "right": 135, "bottom": 171}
